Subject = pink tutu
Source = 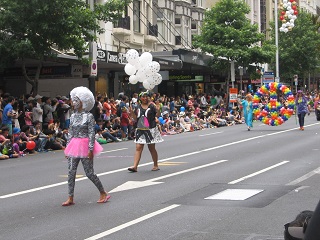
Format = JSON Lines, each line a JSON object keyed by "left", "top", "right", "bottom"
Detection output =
{"left": 64, "top": 138, "right": 103, "bottom": 158}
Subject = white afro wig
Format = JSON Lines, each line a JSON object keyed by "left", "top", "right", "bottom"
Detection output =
{"left": 70, "top": 86, "right": 95, "bottom": 112}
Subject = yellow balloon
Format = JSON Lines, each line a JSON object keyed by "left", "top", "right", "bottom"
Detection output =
{"left": 288, "top": 27, "right": 292, "bottom": 31}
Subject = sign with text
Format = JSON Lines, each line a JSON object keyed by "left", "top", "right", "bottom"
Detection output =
{"left": 229, "top": 88, "right": 238, "bottom": 103}
{"left": 263, "top": 72, "right": 274, "bottom": 83}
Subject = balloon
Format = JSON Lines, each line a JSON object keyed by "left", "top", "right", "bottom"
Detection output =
{"left": 139, "top": 52, "right": 153, "bottom": 65}
{"left": 158, "top": 117, "right": 163, "bottom": 122}
{"left": 124, "top": 64, "right": 137, "bottom": 76}
{"left": 145, "top": 61, "right": 159, "bottom": 75}
{"left": 142, "top": 80, "right": 155, "bottom": 90}
{"left": 153, "top": 73, "right": 162, "bottom": 85}
{"left": 26, "top": 141, "right": 36, "bottom": 150}
{"left": 136, "top": 68, "right": 147, "bottom": 82}
{"left": 126, "top": 49, "right": 139, "bottom": 65}
{"left": 129, "top": 75, "right": 139, "bottom": 84}
{"left": 180, "top": 106, "right": 185, "bottom": 112}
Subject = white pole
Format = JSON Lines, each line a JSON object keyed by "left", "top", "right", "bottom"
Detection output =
{"left": 275, "top": 0, "right": 279, "bottom": 80}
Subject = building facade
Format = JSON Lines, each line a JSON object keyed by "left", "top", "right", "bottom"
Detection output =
{"left": 1, "top": 0, "right": 319, "bottom": 98}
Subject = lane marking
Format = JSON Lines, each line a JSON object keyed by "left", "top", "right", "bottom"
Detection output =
{"left": 228, "top": 161, "right": 289, "bottom": 184}
{"left": 146, "top": 160, "right": 227, "bottom": 183}
{"left": 205, "top": 189, "right": 264, "bottom": 201}
{"left": 199, "top": 131, "right": 223, "bottom": 137}
{"left": 101, "top": 148, "right": 128, "bottom": 153}
{"left": 84, "top": 204, "right": 180, "bottom": 240}
{"left": 110, "top": 160, "right": 228, "bottom": 193}
{"left": 2, "top": 123, "right": 318, "bottom": 199}
{"left": 158, "top": 162, "right": 187, "bottom": 166}
{"left": 286, "top": 167, "right": 320, "bottom": 186}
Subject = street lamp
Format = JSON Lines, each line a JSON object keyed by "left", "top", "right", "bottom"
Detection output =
{"left": 275, "top": 0, "right": 279, "bottom": 81}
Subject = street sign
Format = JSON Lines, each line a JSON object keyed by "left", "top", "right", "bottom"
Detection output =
{"left": 229, "top": 88, "right": 238, "bottom": 103}
{"left": 91, "top": 60, "right": 97, "bottom": 76}
{"left": 263, "top": 72, "right": 274, "bottom": 83}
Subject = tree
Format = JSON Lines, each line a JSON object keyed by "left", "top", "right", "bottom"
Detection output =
{"left": 193, "top": 0, "right": 274, "bottom": 82}
{"left": 0, "top": 0, "right": 131, "bottom": 94}
{"left": 270, "top": 9, "right": 320, "bottom": 89}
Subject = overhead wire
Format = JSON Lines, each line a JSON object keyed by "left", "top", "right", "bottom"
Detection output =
{"left": 150, "top": 0, "right": 193, "bottom": 49}
{"left": 127, "top": 3, "right": 172, "bottom": 51}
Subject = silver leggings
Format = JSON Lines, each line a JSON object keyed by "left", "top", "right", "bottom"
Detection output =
{"left": 67, "top": 157, "right": 104, "bottom": 196}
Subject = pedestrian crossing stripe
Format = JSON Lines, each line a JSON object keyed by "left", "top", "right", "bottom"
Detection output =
{"left": 205, "top": 189, "right": 264, "bottom": 201}
{"left": 158, "top": 162, "right": 187, "bottom": 166}
{"left": 59, "top": 175, "right": 84, "bottom": 178}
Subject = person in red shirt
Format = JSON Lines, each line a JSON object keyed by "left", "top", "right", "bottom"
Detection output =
{"left": 120, "top": 107, "right": 130, "bottom": 140}
{"left": 102, "top": 97, "right": 111, "bottom": 121}
{"left": 109, "top": 98, "right": 117, "bottom": 117}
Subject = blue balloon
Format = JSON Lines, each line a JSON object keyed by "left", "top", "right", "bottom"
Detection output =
{"left": 180, "top": 107, "right": 185, "bottom": 112}
{"left": 161, "top": 120, "right": 166, "bottom": 125}
{"left": 158, "top": 117, "right": 163, "bottom": 122}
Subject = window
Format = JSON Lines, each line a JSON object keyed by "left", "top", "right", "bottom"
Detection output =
{"left": 191, "top": 0, "right": 197, "bottom": 5}
{"left": 175, "top": 36, "right": 182, "bottom": 45}
{"left": 191, "top": 21, "right": 197, "bottom": 30}
{"left": 175, "top": 18, "right": 181, "bottom": 25}
{"left": 133, "top": 0, "right": 141, "bottom": 32}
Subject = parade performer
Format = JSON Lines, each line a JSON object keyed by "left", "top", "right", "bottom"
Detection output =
{"left": 62, "top": 86, "right": 110, "bottom": 206}
{"left": 128, "top": 91, "right": 163, "bottom": 172}
{"left": 295, "top": 90, "right": 310, "bottom": 131}
{"left": 241, "top": 94, "right": 253, "bottom": 131}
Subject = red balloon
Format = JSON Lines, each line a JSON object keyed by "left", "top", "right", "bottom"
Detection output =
{"left": 281, "top": 11, "right": 286, "bottom": 15}
{"left": 280, "top": 16, "right": 284, "bottom": 21}
{"left": 26, "top": 141, "right": 36, "bottom": 150}
{"left": 292, "top": 5, "right": 297, "bottom": 10}
{"left": 294, "top": 10, "right": 298, "bottom": 15}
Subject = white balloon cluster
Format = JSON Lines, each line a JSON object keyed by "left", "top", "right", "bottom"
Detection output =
{"left": 279, "top": 0, "right": 298, "bottom": 33}
{"left": 124, "top": 49, "right": 162, "bottom": 90}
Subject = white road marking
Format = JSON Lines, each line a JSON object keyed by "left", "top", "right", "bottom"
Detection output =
{"left": 198, "top": 131, "right": 223, "bottom": 136}
{"left": 2, "top": 123, "right": 318, "bottom": 199}
{"left": 100, "top": 148, "right": 128, "bottom": 153}
{"left": 205, "top": 189, "right": 264, "bottom": 200}
{"left": 84, "top": 204, "right": 180, "bottom": 240}
{"left": 286, "top": 167, "right": 320, "bottom": 186}
{"left": 228, "top": 161, "right": 289, "bottom": 184}
{"left": 110, "top": 160, "right": 227, "bottom": 193}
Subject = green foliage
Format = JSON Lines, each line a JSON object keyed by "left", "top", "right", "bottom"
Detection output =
{"left": 269, "top": 9, "right": 320, "bottom": 81}
{"left": 193, "top": 0, "right": 274, "bottom": 75}
{"left": 0, "top": 0, "right": 131, "bottom": 66}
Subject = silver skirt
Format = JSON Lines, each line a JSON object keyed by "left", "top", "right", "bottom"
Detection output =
{"left": 134, "top": 127, "right": 164, "bottom": 144}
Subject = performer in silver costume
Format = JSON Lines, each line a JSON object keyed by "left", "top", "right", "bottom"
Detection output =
{"left": 62, "top": 86, "right": 110, "bottom": 206}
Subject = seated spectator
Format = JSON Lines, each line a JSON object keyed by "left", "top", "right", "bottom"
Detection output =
{"left": 20, "top": 125, "right": 38, "bottom": 154}
{"left": 0, "top": 126, "right": 19, "bottom": 158}
{"left": 208, "top": 112, "right": 230, "bottom": 128}
{"left": 99, "top": 120, "right": 122, "bottom": 142}
{"left": 95, "top": 128, "right": 107, "bottom": 144}
{"left": 43, "top": 123, "right": 65, "bottom": 150}
{"left": 178, "top": 111, "right": 192, "bottom": 132}
{"left": 12, "top": 136, "right": 26, "bottom": 157}
{"left": 33, "top": 120, "right": 49, "bottom": 152}
{"left": 226, "top": 111, "right": 236, "bottom": 125}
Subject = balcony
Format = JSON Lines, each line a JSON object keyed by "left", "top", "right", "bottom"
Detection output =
{"left": 145, "top": 22, "right": 158, "bottom": 42}
{"left": 113, "top": 16, "right": 131, "bottom": 36}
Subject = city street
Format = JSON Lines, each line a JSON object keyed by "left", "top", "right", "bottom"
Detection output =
{"left": 1, "top": 115, "right": 320, "bottom": 240}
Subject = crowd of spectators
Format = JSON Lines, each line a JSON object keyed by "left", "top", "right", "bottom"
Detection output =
{"left": 0, "top": 91, "right": 247, "bottom": 160}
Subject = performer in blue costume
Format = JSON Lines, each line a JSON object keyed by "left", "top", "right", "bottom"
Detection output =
{"left": 241, "top": 94, "right": 253, "bottom": 131}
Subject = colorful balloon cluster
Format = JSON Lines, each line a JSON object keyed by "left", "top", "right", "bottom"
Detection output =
{"left": 124, "top": 49, "right": 162, "bottom": 90}
{"left": 279, "top": 0, "right": 298, "bottom": 33}
{"left": 253, "top": 82, "right": 295, "bottom": 126}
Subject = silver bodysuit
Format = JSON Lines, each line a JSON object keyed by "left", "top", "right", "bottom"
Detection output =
{"left": 67, "top": 111, "right": 95, "bottom": 151}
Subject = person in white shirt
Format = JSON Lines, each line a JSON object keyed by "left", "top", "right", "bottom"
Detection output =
{"left": 32, "top": 94, "right": 43, "bottom": 129}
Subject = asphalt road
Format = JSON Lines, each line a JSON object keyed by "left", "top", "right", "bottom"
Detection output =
{"left": 1, "top": 114, "right": 320, "bottom": 240}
